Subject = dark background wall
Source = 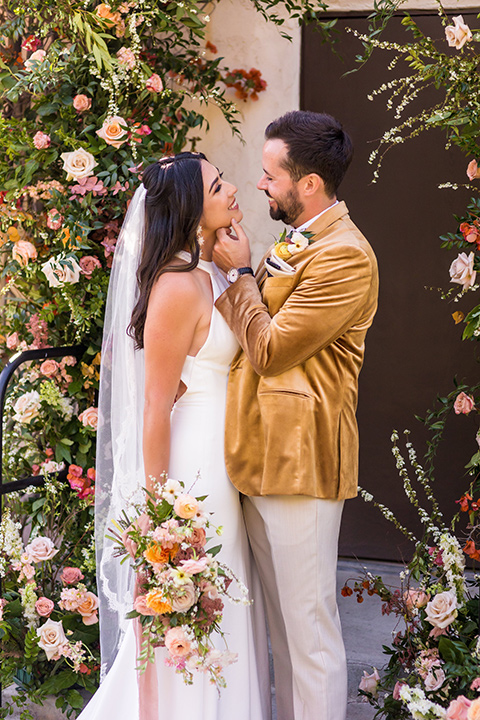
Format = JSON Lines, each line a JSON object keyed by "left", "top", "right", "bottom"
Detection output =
{"left": 302, "top": 13, "right": 480, "bottom": 560}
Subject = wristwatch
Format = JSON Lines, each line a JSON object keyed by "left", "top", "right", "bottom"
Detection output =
{"left": 226, "top": 266, "right": 254, "bottom": 284}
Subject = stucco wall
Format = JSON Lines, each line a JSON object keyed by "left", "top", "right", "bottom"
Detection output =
{"left": 200, "top": 0, "right": 480, "bottom": 263}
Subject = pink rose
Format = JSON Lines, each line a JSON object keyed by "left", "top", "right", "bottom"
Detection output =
{"left": 0, "top": 598, "right": 7, "bottom": 621}
{"left": 179, "top": 557, "right": 209, "bottom": 574}
{"left": 122, "top": 527, "right": 138, "bottom": 559}
{"left": 46, "top": 209, "right": 63, "bottom": 230}
{"left": 133, "top": 595, "right": 158, "bottom": 616}
{"left": 26, "top": 536, "right": 57, "bottom": 563}
{"left": 33, "top": 131, "right": 51, "bottom": 149}
{"left": 136, "top": 513, "right": 151, "bottom": 536}
{"left": 174, "top": 494, "right": 199, "bottom": 520}
{"left": 78, "top": 406, "right": 98, "bottom": 430}
{"left": 467, "top": 160, "right": 480, "bottom": 181}
{"left": 359, "top": 668, "right": 380, "bottom": 698}
{"left": 471, "top": 678, "right": 480, "bottom": 691}
{"left": 13, "top": 240, "right": 37, "bottom": 265}
{"left": 40, "top": 359, "right": 59, "bottom": 378}
{"left": 60, "top": 567, "right": 84, "bottom": 585}
{"left": 96, "top": 116, "right": 128, "bottom": 148}
{"left": 24, "top": 49, "right": 46, "bottom": 70}
{"left": 164, "top": 627, "right": 191, "bottom": 658}
{"left": 445, "top": 15, "right": 472, "bottom": 50}
{"left": 6, "top": 332, "right": 19, "bottom": 350}
{"left": 146, "top": 74, "right": 163, "bottom": 93}
{"left": 403, "top": 588, "right": 429, "bottom": 612}
{"left": 116, "top": 47, "right": 136, "bottom": 69}
{"left": 450, "top": 251, "right": 477, "bottom": 290}
{"left": 79, "top": 255, "right": 102, "bottom": 278}
{"left": 447, "top": 696, "right": 472, "bottom": 720}
{"left": 35, "top": 597, "right": 55, "bottom": 617}
{"left": 454, "top": 392, "right": 475, "bottom": 415}
{"left": 73, "top": 94, "right": 92, "bottom": 112}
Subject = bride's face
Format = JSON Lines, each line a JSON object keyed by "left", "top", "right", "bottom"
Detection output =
{"left": 200, "top": 161, "right": 243, "bottom": 236}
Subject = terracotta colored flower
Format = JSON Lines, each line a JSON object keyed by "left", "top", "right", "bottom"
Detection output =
{"left": 46, "top": 209, "right": 63, "bottom": 230}
{"left": 33, "top": 131, "right": 51, "bottom": 149}
{"left": 467, "top": 160, "right": 480, "bottom": 181}
{"left": 79, "top": 255, "right": 102, "bottom": 278}
{"left": 460, "top": 222, "right": 480, "bottom": 244}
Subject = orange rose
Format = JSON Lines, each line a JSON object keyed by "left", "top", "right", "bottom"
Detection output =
{"left": 144, "top": 544, "right": 171, "bottom": 565}
{"left": 145, "top": 589, "right": 172, "bottom": 615}
{"left": 174, "top": 494, "right": 199, "bottom": 520}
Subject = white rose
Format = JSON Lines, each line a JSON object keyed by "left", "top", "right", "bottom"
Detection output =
{"left": 445, "top": 15, "right": 472, "bottom": 50}
{"left": 358, "top": 668, "right": 380, "bottom": 698}
{"left": 13, "top": 390, "right": 41, "bottom": 423}
{"left": 42, "top": 255, "right": 81, "bottom": 287}
{"left": 170, "top": 581, "right": 197, "bottom": 612}
{"left": 61, "top": 148, "right": 98, "bottom": 181}
{"left": 26, "top": 536, "right": 58, "bottom": 563}
{"left": 37, "top": 618, "right": 67, "bottom": 660}
{"left": 288, "top": 231, "right": 309, "bottom": 253}
{"left": 450, "top": 251, "right": 476, "bottom": 290}
{"left": 425, "top": 590, "right": 458, "bottom": 629}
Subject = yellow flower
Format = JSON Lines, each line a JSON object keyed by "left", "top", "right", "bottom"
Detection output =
{"left": 274, "top": 242, "right": 292, "bottom": 260}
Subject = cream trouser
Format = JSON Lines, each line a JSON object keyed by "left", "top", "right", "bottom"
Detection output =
{"left": 243, "top": 495, "right": 347, "bottom": 720}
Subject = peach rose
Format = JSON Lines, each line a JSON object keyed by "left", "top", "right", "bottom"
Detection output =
{"left": 79, "top": 255, "right": 102, "bottom": 278}
{"left": 6, "top": 332, "right": 19, "bottom": 350}
{"left": 146, "top": 74, "right": 163, "bottom": 93}
{"left": 78, "top": 406, "right": 98, "bottom": 430}
{"left": 26, "top": 536, "right": 58, "bottom": 563}
{"left": 174, "top": 494, "right": 199, "bottom": 520}
{"left": 468, "top": 699, "right": 480, "bottom": 720}
{"left": 33, "top": 131, "right": 51, "bottom": 149}
{"left": 60, "top": 567, "right": 84, "bottom": 585}
{"left": 40, "top": 359, "right": 59, "bottom": 378}
{"left": 73, "top": 94, "right": 92, "bottom": 112}
{"left": 13, "top": 390, "right": 41, "bottom": 423}
{"left": 61, "top": 148, "right": 98, "bottom": 181}
{"left": 13, "top": 239, "right": 37, "bottom": 265}
{"left": 445, "top": 16, "right": 472, "bottom": 50}
{"left": 403, "top": 588, "right": 429, "bottom": 612}
{"left": 170, "top": 581, "right": 197, "bottom": 613}
{"left": 35, "top": 597, "right": 55, "bottom": 617}
{"left": 425, "top": 589, "right": 458, "bottom": 629}
{"left": 450, "top": 251, "right": 476, "bottom": 290}
{"left": 96, "top": 116, "right": 128, "bottom": 148}
{"left": 447, "top": 696, "right": 472, "bottom": 720}
{"left": 467, "top": 160, "right": 480, "bottom": 181}
{"left": 145, "top": 588, "right": 173, "bottom": 615}
{"left": 37, "top": 618, "right": 67, "bottom": 660}
{"left": 454, "top": 392, "right": 475, "bottom": 415}
{"left": 46, "top": 209, "right": 63, "bottom": 230}
{"left": 358, "top": 668, "right": 380, "bottom": 698}
{"left": 165, "top": 627, "right": 191, "bottom": 658}
{"left": 77, "top": 591, "right": 99, "bottom": 624}
{"left": 24, "top": 49, "right": 46, "bottom": 70}
{"left": 95, "top": 3, "right": 121, "bottom": 25}
{"left": 133, "top": 594, "right": 157, "bottom": 616}
{"left": 116, "top": 47, "right": 136, "bottom": 69}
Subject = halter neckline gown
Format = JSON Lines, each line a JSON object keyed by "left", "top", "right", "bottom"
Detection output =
{"left": 79, "top": 255, "right": 270, "bottom": 720}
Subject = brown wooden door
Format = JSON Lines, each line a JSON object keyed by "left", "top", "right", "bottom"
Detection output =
{"left": 302, "top": 13, "right": 480, "bottom": 560}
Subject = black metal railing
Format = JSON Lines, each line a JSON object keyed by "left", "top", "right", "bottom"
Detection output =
{"left": 0, "top": 344, "right": 85, "bottom": 707}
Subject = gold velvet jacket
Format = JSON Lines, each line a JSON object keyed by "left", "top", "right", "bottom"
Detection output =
{"left": 215, "top": 201, "right": 379, "bottom": 499}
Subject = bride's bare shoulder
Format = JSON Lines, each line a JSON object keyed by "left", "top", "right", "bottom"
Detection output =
{"left": 148, "top": 266, "right": 202, "bottom": 311}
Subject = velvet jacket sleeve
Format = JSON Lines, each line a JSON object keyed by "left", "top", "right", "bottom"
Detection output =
{"left": 215, "top": 242, "right": 374, "bottom": 378}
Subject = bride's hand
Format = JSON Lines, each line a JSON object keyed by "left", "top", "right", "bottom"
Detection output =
{"left": 213, "top": 219, "right": 252, "bottom": 271}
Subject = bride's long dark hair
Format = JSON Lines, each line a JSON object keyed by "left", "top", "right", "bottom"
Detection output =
{"left": 128, "top": 151, "right": 207, "bottom": 349}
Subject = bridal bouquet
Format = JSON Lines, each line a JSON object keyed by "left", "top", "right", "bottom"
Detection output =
{"left": 109, "top": 476, "right": 249, "bottom": 689}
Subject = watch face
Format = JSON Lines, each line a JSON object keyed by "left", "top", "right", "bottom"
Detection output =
{"left": 227, "top": 268, "right": 239, "bottom": 283}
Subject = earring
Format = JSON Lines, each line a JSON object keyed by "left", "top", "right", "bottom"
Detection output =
{"left": 196, "top": 225, "right": 204, "bottom": 246}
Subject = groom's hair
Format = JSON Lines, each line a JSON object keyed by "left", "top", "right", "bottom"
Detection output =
{"left": 265, "top": 111, "right": 353, "bottom": 197}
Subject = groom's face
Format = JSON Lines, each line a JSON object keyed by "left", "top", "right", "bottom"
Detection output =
{"left": 257, "top": 139, "right": 304, "bottom": 226}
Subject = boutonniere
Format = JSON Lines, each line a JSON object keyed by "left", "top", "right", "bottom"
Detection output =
{"left": 273, "top": 229, "right": 314, "bottom": 261}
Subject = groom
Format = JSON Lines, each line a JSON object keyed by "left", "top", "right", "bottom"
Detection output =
{"left": 214, "top": 110, "right": 378, "bottom": 720}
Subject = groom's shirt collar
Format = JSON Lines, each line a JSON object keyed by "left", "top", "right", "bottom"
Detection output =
{"left": 291, "top": 200, "right": 339, "bottom": 234}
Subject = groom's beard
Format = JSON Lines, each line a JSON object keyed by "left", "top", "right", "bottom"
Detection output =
{"left": 266, "top": 187, "right": 304, "bottom": 226}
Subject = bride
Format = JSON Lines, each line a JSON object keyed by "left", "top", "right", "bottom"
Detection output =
{"left": 80, "top": 152, "right": 270, "bottom": 720}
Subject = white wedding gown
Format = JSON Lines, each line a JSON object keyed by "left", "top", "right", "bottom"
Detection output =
{"left": 79, "top": 257, "right": 270, "bottom": 720}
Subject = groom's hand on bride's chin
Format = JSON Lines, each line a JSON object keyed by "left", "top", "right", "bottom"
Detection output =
{"left": 214, "top": 220, "right": 252, "bottom": 271}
